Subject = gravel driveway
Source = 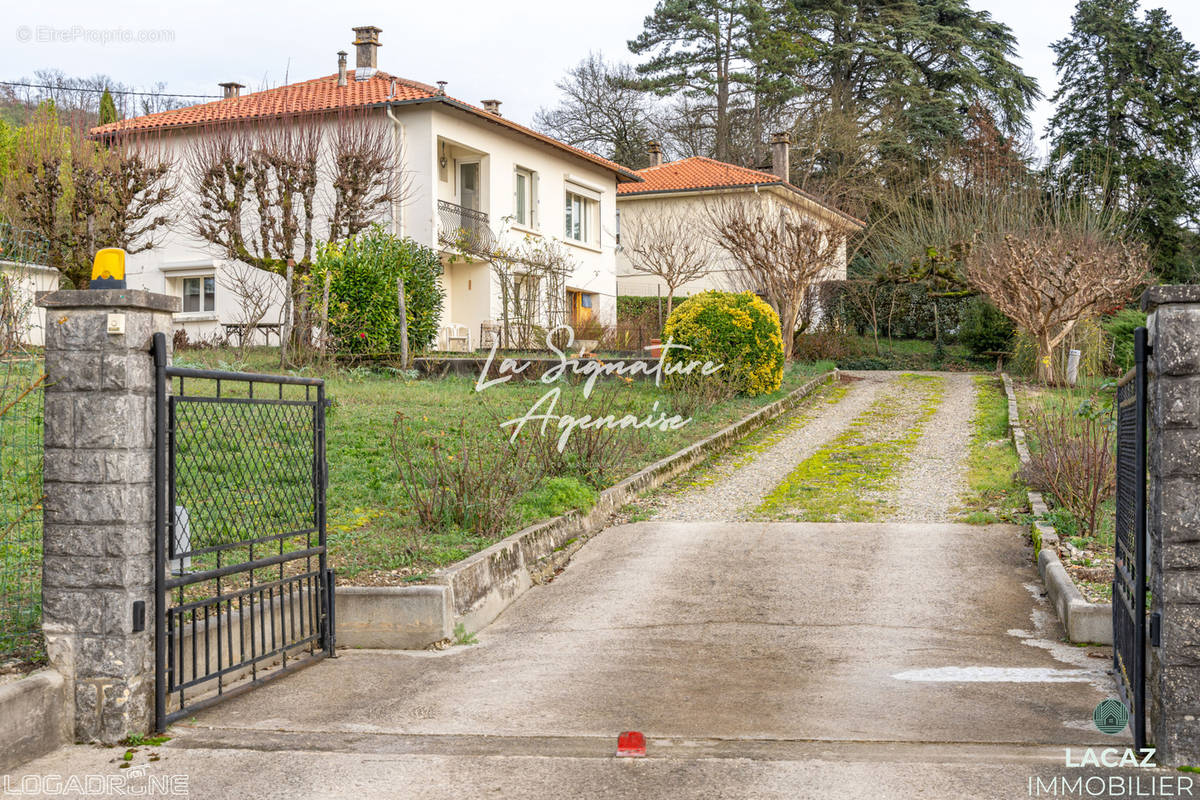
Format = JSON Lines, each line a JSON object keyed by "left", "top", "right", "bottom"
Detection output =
{"left": 647, "top": 370, "right": 976, "bottom": 523}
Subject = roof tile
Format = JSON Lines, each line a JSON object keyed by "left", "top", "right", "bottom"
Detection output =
{"left": 90, "top": 70, "right": 639, "bottom": 181}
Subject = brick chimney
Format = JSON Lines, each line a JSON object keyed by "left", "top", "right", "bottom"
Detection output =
{"left": 352, "top": 26, "right": 382, "bottom": 72}
{"left": 481, "top": 99, "right": 502, "bottom": 116}
{"left": 647, "top": 140, "right": 663, "bottom": 167}
{"left": 337, "top": 51, "right": 348, "bottom": 87}
{"left": 770, "top": 132, "right": 790, "bottom": 181}
{"left": 218, "top": 81, "right": 244, "bottom": 100}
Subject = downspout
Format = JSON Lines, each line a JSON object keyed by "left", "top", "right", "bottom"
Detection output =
{"left": 385, "top": 104, "right": 406, "bottom": 236}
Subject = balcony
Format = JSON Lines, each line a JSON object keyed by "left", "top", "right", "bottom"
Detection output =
{"left": 437, "top": 200, "right": 494, "bottom": 255}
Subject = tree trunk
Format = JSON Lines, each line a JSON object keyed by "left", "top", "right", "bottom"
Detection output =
{"left": 1035, "top": 332, "right": 1056, "bottom": 385}
{"left": 397, "top": 275, "right": 409, "bottom": 369}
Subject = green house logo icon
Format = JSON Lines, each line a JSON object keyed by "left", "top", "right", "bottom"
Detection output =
{"left": 1093, "top": 699, "right": 1130, "bottom": 735}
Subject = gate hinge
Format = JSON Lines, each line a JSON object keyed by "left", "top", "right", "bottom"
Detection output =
{"left": 1150, "top": 611, "right": 1162, "bottom": 647}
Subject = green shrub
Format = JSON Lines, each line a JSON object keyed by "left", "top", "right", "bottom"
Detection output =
{"left": 662, "top": 290, "right": 783, "bottom": 396}
{"left": 314, "top": 225, "right": 444, "bottom": 354}
{"left": 959, "top": 297, "right": 1015, "bottom": 356}
{"left": 1102, "top": 308, "right": 1147, "bottom": 374}
{"left": 616, "top": 295, "right": 672, "bottom": 321}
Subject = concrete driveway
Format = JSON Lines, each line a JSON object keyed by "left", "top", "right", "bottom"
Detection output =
{"left": 10, "top": 521, "right": 1129, "bottom": 799}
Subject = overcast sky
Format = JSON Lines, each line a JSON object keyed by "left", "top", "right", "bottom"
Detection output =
{"left": 6, "top": 0, "right": 1200, "bottom": 158}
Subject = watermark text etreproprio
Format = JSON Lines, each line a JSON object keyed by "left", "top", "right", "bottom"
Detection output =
{"left": 15, "top": 25, "right": 175, "bottom": 45}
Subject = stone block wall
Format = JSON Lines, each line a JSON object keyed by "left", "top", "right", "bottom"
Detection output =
{"left": 37, "top": 289, "right": 177, "bottom": 743}
{"left": 1143, "top": 286, "right": 1200, "bottom": 764}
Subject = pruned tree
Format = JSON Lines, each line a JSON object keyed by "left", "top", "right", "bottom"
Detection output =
{"left": 187, "top": 112, "right": 408, "bottom": 357}
{"left": 327, "top": 111, "right": 410, "bottom": 242}
{"left": 103, "top": 135, "right": 177, "bottom": 256}
{"left": 619, "top": 206, "right": 713, "bottom": 314}
{"left": 967, "top": 228, "right": 1148, "bottom": 384}
{"left": 1, "top": 103, "right": 176, "bottom": 287}
{"left": 706, "top": 194, "right": 846, "bottom": 361}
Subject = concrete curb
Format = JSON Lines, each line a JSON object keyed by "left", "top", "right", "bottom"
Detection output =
{"left": 338, "top": 370, "right": 837, "bottom": 648}
{"left": 0, "top": 669, "right": 71, "bottom": 774}
{"left": 1001, "top": 373, "right": 1112, "bottom": 644}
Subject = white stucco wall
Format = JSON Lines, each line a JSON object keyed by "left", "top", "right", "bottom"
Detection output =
{"left": 615, "top": 187, "right": 851, "bottom": 303}
{"left": 0, "top": 261, "right": 60, "bottom": 346}
{"left": 117, "top": 102, "right": 623, "bottom": 351}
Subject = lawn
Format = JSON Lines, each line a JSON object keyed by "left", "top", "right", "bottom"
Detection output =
{"left": 0, "top": 358, "right": 44, "bottom": 666}
{"left": 955, "top": 376, "right": 1027, "bottom": 525}
{"left": 172, "top": 347, "right": 834, "bottom": 584}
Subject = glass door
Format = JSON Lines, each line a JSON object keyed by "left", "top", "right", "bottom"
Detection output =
{"left": 458, "top": 161, "right": 480, "bottom": 210}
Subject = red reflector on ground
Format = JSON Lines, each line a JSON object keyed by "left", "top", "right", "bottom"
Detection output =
{"left": 616, "top": 731, "right": 646, "bottom": 757}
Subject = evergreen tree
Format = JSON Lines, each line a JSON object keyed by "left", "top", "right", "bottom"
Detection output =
{"left": 786, "top": 0, "right": 1038, "bottom": 186}
{"left": 1046, "top": 0, "right": 1200, "bottom": 281}
{"left": 98, "top": 88, "right": 118, "bottom": 125}
{"left": 628, "top": 0, "right": 809, "bottom": 163}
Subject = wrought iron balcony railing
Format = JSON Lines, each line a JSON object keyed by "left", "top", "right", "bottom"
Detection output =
{"left": 437, "top": 200, "right": 494, "bottom": 254}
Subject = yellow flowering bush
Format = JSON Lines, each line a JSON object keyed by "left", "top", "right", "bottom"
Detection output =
{"left": 661, "top": 290, "right": 783, "bottom": 396}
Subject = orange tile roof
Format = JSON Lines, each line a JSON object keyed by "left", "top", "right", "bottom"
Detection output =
{"left": 617, "top": 156, "right": 864, "bottom": 228}
{"left": 90, "top": 70, "right": 641, "bottom": 181}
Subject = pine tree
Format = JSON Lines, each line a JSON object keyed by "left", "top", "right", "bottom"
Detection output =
{"left": 98, "top": 89, "right": 118, "bottom": 125}
{"left": 1046, "top": 0, "right": 1200, "bottom": 281}
{"left": 628, "top": 0, "right": 808, "bottom": 163}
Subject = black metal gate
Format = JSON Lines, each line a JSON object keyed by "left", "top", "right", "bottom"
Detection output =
{"left": 1114, "top": 326, "right": 1148, "bottom": 749}
{"left": 152, "top": 332, "right": 333, "bottom": 730}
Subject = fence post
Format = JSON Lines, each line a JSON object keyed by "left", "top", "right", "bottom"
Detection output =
{"left": 37, "top": 288, "right": 179, "bottom": 743}
{"left": 1143, "top": 286, "right": 1200, "bottom": 765}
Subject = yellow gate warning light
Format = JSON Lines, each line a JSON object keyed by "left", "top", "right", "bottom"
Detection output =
{"left": 90, "top": 248, "right": 127, "bottom": 289}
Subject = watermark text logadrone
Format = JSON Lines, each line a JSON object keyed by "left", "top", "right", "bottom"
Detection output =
{"left": 2, "top": 770, "right": 189, "bottom": 796}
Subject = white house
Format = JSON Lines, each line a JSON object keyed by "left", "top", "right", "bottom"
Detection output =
{"left": 615, "top": 138, "right": 865, "bottom": 300}
{"left": 91, "top": 26, "right": 641, "bottom": 351}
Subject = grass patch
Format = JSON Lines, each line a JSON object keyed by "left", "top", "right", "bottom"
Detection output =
{"left": 755, "top": 374, "right": 944, "bottom": 521}
{"left": 955, "top": 375, "right": 1027, "bottom": 524}
{"left": 171, "top": 347, "right": 832, "bottom": 583}
{"left": 515, "top": 477, "right": 598, "bottom": 524}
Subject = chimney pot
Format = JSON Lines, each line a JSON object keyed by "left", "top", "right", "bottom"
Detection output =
{"left": 337, "top": 51, "right": 348, "bottom": 87}
{"left": 436, "top": 81, "right": 447, "bottom": 96}
{"left": 352, "top": 25, "right": 382, "bottom": 72}
{"left": 647, "top": 140, "right": 663, "bottom": 167}
{"left": 218, "top": 81, "right": 245, "bottom": 100}
{"left": 481, "top": 99, "right": 502, "bottom": 116}
{"left": 770, "top": 131, "right": 790, "bottom": 181}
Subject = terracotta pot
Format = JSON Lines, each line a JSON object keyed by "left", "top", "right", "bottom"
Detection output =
{"left": 648, "top": 338, "right": 662, "bottom": 359}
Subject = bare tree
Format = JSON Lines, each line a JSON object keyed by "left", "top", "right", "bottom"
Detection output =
{"left": 706, "top": 194, "right": 846, "bottom": 361}
{"left": 218, "top": 261, "right": 284, "bottom": 356}
{"left": 187, "top": 112, "right": 408, "bottom": 357}
{"left": 103, "top": 133, "right": 177, "bottom": 256}
{"left": 968, "top": 227, "right": 1147, "bottom": 384}
{"left": 326, "top": 110, "right": 410, "bottom": 242}
{"left": 442, "top": 218, "right": 576, "bottom": 349}
{"left": 534, "top": 53, "right": 662, "bottom": 169}
{"left": 619, "top": 206, "right": 713, "bottom": 314}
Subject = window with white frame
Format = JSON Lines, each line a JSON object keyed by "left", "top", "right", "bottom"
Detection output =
{"left": 514, "top": 167, "right": 535, "bottom": 227}
{"left": 182, "top": 276, "right": 215, "bottom": 313}
{"left": 564, "top": 188, "right": 597, "bottom": 244}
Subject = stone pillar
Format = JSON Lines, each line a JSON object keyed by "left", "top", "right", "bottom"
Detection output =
{"left": 1144, "top": 286, "right": 1200, "bottom": 765}
{"left": 37, "top": 289, "right": 179, "bottom": 743}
